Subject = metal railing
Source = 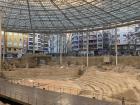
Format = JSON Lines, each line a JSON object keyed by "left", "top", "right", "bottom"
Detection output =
{"left": 0, "top": 78, "right": 138, "bottom": 105}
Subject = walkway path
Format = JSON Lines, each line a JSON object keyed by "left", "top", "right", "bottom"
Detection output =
{"left": 0, "top": 79, "right": 118, "bottom": 105}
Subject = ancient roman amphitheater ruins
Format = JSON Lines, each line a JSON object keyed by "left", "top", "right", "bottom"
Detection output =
{"left": 0, "top": 0, "right": 140, "bottom": 105}
{"left": 0, "top": 56, "right": 140, "bottom": 105}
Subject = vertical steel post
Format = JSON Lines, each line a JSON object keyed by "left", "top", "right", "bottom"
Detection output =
{"left": 57, "top": 34, "right": 59, "bottom": 55}
{"left": 86, "top": 31, "right": 89, "bottom": 68}
{"left": 60, "top": 35, "right": 63, "bottom": 65}
{"left": 78, "top": 32, "right": 79, "bottom": 56}
{"left": 3, "top": 31, "right": 5, "bottom": 62}
{"left": 0, "top": 11, "right": 2, "bottom": 71}
{"left": 33, "top": 33, "right": 35, "bottom": 54}
{"left": 115, "top": 28, "right": 118, "bottom": 66}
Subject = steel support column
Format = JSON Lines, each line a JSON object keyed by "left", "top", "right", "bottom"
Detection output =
{"left": 3, "top": 31, "right": 5, "bottom": 62}
{"left": 60, "top": 35, "right": 63, "bottom": 65}
{"left": 0, "top": 11, "right": 2, "bottom": 71}
{"left": 115, "top": 28, "right": 118, "bottom": 66}
{"left": 86, "top": 31, "right": 89, "bottom": 68}
{"left": 33, "top": 33, "right": 35, "bottom": 54}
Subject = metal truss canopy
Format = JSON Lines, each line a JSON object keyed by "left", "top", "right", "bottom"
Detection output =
{"left": 0, "top": 0, "right": 140, "bottom": 33}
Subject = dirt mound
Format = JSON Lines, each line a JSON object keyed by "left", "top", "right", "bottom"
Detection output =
{"left": 112, "top": 89, "right": 138, "bottom": 103}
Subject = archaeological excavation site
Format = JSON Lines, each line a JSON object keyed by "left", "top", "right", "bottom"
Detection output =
{"left": 0, "top": 56, "right": 140, "bottom": 105}
{"left": 0, "top": 0, "right": 140, "bottom": 105}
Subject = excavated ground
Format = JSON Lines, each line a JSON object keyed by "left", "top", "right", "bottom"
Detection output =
{"left": 4, "top": 65, "right": 140, "bottom": 105}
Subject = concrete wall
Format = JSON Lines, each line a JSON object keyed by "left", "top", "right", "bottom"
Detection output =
{"left": 1, "top": 67, "right": 80, "bottom": 79}
{"left": 52, "top": 56, "right": 140, "bottom": 67}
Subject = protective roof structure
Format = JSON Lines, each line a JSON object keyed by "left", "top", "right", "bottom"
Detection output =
{"left": 0, "top": 0, "right": 140, "bottom": 34}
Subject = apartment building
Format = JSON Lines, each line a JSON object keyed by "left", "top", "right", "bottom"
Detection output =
{"left": 28, "top": 33, "right": 48, "bottom": 54}
{"left": 48, "top": 34, "right": 71, "bottom": 55}
{"left": 110, "top": 25, "right": 139, "bottom": 55}
{"left": 71, "top": 31, "right": 111, "bottom": 56}
{"left": 1, "top": 31, "right": 28, "bottom": 58}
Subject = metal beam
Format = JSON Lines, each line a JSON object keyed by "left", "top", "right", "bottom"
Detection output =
{"left": 26, "top": 0, "right": 33, "bottom": 29}
{"left": 115, "top": 28, "right": 118, "bottom": 66}
{"left": 38, "top": 0, "right": 67, "bottom": 30}
{"left": 2, "top": 20, "right": 140, "bottom": 34}
{"left": 82, "top": 0, "right": 124, "bottom": 23}
{"left": 33, "top": 33, "right": 35, "bottom": 54}
{"left": 50, "top": 0, "right": 77, "bottom": 28}
{"left": 86, "top": 31, "right": 89, "bottom": 68}
{"left": 60, "top": 34, "right": 63, "bottom": 65}
{"left": 2, "top": 31, "right": 5, "bottom": 62}
{"left": 1, "top": 0, "right": 140, "bottom": 34}
{"left": 0, "top": 11, "right": 2, "bottom": 71}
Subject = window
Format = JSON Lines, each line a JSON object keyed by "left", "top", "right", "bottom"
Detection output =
{"left": 123, "top": 34, "right": 126, "bottom": 37}
{"left": 38, "top": 43, "right": 41, "bottom": 46}
{"left": 29, "top": 42, "right": 33, "bottom": 45}
{"left": 29, "top": 46, "right": 33, "bottom": 49}
{"left": 38, "top": 39, "right": 41, "bottom": 42}
{"left": 117, "top": 40, "right": 120, "bottom": 43}
{"left": 38, "top": 35, "right": 40, "bottom": 38}
{"left": 98, "top": 34, "right": 102, "bottom": 37}
{"left": 29, "top": 38, "right": 33, "bottom": 41}
{"left": 8, "top": 48, "right": 11, "bottom": 51}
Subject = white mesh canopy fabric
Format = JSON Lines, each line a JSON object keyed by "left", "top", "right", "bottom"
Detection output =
{"left": 0, "top": 0, "right": 140, "bottom": 33}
